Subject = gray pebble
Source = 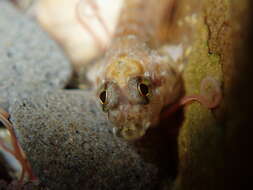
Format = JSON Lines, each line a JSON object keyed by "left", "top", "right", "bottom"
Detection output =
{"left": 10, "top": 90, "right": 159, "bottom": 190}
{"left": 0, "top": 1, "right": 72, "bottom": 111}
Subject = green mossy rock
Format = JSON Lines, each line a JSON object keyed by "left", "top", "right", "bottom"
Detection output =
{"left": 173, "top": 0, "right": 252, "bottom": 189}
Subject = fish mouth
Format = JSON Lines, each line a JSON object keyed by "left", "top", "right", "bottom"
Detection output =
{"left": 112, "top": 122, "right": 151, "bottom": 141}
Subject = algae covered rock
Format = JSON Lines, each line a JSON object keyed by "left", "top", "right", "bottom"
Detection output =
{"left": 173, "top": 0, "right": 253, "bottom": 190}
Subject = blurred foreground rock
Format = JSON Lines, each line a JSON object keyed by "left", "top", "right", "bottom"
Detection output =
{"left": 34, "top": 0, "right": 122, "bottom": 68}
{"left": 10, "top": 90, "right": 159, "bottom": 190}
{"left": 0, "top": 1, "right": 72, "bottom": 111}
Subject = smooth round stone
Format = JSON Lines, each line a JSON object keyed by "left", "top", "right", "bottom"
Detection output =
{"left": 10, "top": 90, "right": 159, "bottom": 190}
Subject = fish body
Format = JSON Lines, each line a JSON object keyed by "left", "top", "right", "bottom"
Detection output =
{"left": 89, "top": 0, "right": 184, "bottom": 140}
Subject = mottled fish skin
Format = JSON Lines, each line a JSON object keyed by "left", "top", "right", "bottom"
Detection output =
{"left": 90, "top": 0, "right": 183, "bottom": 140}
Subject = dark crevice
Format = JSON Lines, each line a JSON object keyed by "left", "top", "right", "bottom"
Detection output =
{"left": 65, "top": 70, "right": 80, "bottom": 89}
{"left": 133, "top": 107, "right": 183, "bottom": 186}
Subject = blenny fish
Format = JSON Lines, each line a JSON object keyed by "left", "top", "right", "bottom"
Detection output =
{"left": 84, "top": 0, "right": 221, "bottom": 141}
{"left": 0, "top": 0, "right": 222, "bottom": 183}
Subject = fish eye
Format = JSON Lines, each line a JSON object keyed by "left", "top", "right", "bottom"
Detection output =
{"left": 138, "top": 83, "right": 149, "bottom": 97}
{"left": 99, "top": 90, "right": 107, "bottom": 104}
{"left": 98, "top": 81, "right": 120, "bottom": 112}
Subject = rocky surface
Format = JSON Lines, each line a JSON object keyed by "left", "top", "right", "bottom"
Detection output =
{"left": 174, "top": 1, "right": 225, "bottom": 189}
{"left": 173, "top": 0, "right": 253, "bottom": 190}
{"left": 9, "top": 90, "right": 159, "bottom": 190}
{"left": 0, "top": 1, "right": 72, "bottom": 111}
